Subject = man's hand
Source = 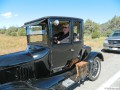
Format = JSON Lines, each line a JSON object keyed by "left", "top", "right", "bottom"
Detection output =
{"left": 53, "top": 37, "right": 58, "bottom": 43}
{"left": 53, "top": 37, "right": 61, "bottom": 44}
{"left": 57, "top": 41, "right": 60, "bottom": 44}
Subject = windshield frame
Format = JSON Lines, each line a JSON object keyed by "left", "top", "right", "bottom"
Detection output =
{"left": 26, "top": 20, "right": 49, "bottom": 47}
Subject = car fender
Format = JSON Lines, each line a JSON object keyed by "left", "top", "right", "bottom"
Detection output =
{"left": 85, "top": 51, "right": 104, "bottom": 62}
{"left": 84, "top": 51, "right": 104, "bottom": 72}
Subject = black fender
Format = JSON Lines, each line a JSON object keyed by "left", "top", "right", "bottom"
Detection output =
{"left": 84, "top": 51, "right": 104, "bottom": 72}
{"left": 85, "top": 51, "right": 104, "bottom": 62}
{"left": 79, "top": 45, "right": 91, "bottom": 60}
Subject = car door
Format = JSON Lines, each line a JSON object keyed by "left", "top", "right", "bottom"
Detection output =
{"left": 51, "top": 44, "right": 73, "bottom": 68}
{"left": 50, "top": 19, "right": 73, "bottom": 70}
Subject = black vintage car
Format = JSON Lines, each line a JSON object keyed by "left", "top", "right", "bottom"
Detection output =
{"left": 0, "top": 16, "right": 104, "bottom": 90}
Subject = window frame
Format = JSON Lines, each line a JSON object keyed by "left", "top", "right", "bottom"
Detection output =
{"left": 26, "top": 23, "right": 49, "bottom": 46}
{"left": 72, "top": 20, "right": 82, "bottom": 43}
{"left": 50, "top": 18, "right": 72, "bottom": 45}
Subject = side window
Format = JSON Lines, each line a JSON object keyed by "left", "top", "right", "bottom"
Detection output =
{"left": 73, "top": 21, "right": 80, "bottom": 42}
{"left": 52, "top": 20, "right": 71, "bottom": 44}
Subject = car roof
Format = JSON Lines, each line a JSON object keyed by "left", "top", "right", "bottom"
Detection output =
{"left": 24, "top": 16, "right": 83, "bottom": 26}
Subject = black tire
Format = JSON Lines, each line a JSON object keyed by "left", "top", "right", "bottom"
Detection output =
{"left": 88, "top": 57, "right": 101, "bottom": 81}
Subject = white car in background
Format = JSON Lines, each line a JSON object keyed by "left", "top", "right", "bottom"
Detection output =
{"left": 103, "top": 30, "right": 120, "bottom": 51}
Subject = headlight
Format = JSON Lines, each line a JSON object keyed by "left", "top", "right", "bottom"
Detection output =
{"left": 104, "top": 40, "right": 108, "bottom": 43}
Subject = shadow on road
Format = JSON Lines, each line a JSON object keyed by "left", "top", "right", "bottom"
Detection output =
{"left": 101, "top": 49, "right": 120, "bottom": 54}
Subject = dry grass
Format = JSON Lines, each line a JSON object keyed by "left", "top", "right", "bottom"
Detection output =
{"left": 0, "top": 34, "right": 105, "bottom": 55}
{"left": 0, "top": 34, "right": 27, "bottom": 55}
{"left": 84, "top": 36, "right": 105, "bottom": 51}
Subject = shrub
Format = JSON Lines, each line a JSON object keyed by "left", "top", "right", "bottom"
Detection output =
{"left": 18, "top": 28, "right": 26, "bottom": 36}
{"left": 10, "top": 32, "right": 17, "bottom": 36}
{"left": 5, "top": 26, "right": 18, "bottom": 36}
{"left": 92, "top": 31, "right": 100, "bottom": 39}
{"left": 8, "top": 26, "right": 18, "bottom": 32}
{"left": 0, "top": 30, "right": 6, "bottom": 34}
{"left": 5, "top": 30, "right": 11, "bottom": 36}
{"left": 5, "top": 30, "right": 17, "bottom": 36}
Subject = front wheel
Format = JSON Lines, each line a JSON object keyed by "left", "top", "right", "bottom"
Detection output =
{"left": 88, "top": 57, "right": 101, "bottom": 81}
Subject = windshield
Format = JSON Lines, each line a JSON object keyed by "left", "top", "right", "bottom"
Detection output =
{"left": 26, "top": 22, "right": 48, "bottom": 46}
{"left": 112, "top": 33, "right": 120, "bottom": 37}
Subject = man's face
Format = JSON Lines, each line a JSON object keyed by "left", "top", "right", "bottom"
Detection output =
{"left": 63, "top": 26, "right": 69, "bottom": 34}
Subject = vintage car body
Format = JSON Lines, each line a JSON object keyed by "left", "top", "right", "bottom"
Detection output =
{"left": 103, "top": 30, "right": 120, "bottom": 51}
{"left": 0, "top": 16, "right": 104, "bottom": 90}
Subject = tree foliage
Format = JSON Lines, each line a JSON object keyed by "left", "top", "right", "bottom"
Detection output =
{"left": 18, "top": 28, "right": 26, "bottom": 36}
{"left": 5, "top": 26, "right": 18, "bottom": 36}
{"left": 92, "top": 31, "right": 100, "bottom": 39}
{"left": 100, "top": 16, "right": 120, "bottom": 36}
{"left": 0, "top": 27, "right": 6, "bottom": 34}
{"left": 84, "top": 16, "right": 120, "bottom": 38}
{"left": 84, "top": 19, "right": 100, "bottom": 38}
{"left": 0, "top": 26, "right": 26, "bottom": 36}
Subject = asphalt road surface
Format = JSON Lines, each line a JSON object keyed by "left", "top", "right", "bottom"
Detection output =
{"left": 74, "top": 50, "right": 120, "bottom": 90}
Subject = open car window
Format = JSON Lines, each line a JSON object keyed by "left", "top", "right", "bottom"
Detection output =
{"left": 73, "top": 21, "right": 81, "bottom": 42}
{"left": 52, "top": 20, "right": 71, "bottom": 44}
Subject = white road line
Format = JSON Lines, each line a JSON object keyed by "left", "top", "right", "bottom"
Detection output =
{"left": 96, "top": 70, "right": 120, "bottom": 90}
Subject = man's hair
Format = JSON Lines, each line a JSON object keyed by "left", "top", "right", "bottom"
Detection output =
{"left": 62, "top": 24, "right": 69, "bottom": 27}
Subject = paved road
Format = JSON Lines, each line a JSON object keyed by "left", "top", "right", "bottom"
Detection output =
{"left": 74, "top": 51, "right": 120, "bottom": 90}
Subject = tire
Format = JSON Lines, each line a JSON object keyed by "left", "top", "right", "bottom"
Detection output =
{"left": 88, "top": 57, "right": 101, "bottom": 81}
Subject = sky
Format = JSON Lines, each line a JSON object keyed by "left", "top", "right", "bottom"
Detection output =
{"left": 0, "top": 0, "right": 120, "bottom": 28}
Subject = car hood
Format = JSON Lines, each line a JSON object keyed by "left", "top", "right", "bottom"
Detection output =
{"left": 0, "top": 48, "right": 49, "bottom": 67}
{"left": 106, "top": 36, "right": 120, "bottom": 40}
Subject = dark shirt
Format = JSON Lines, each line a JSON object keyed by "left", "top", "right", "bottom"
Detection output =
{"left": 54, "top": 32, "right": 69, "bottom": 41}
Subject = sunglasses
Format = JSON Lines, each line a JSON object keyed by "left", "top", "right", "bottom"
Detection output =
{"left": 63, "top": 27, "right": 68, "bottom": 28}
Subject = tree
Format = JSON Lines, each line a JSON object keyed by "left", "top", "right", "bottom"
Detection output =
{"left": 5, "top": 26, "right": 18, "bottom": 36}
{"left": 0, "top": 27, "right": 6, "bottom": 34}
{"left": 84, "top": 19, "right": 100, "bottom": 38}
{"left": 84, "top": 19, "right": 93, "bottom": 32}
{"left": 100, "top": 16, "right": 120, "bottom": 36}
{"left": 8, "top": 26, "right": 18, "bottom": 32}
{"left": 10, "top": 32, "right": 17, "bottom": 36}
{"left": 92, "top": 31, "right": 100, "bottom": 39}
{"left": 18, "top": 28, "right": 26, "bottom": 36}
{"left": 0, "top": 30, "right": 6, "bottom": 34}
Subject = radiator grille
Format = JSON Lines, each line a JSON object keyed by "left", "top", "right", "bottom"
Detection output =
{"left": 108, "top": 40, "right": 120, "bottom": 45}
{"left": 16, "top": 65, "right": 34, "bottom": 80}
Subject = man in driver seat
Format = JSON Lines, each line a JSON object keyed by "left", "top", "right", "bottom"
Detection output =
{"left": 53, "top": 24, "right": 70, "bottom": 44}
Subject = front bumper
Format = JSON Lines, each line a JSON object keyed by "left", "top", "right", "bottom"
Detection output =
{"left": 103, "top": 43, "right": 120, "bottom": 51}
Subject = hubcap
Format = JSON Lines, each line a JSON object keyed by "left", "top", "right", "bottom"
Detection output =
{"left": 91, "top": 60, "right": 100, "bottom": 78}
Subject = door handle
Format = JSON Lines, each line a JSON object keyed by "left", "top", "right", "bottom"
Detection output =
{"left": 70, "top": 49, "right": 75, "bottom": 52}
